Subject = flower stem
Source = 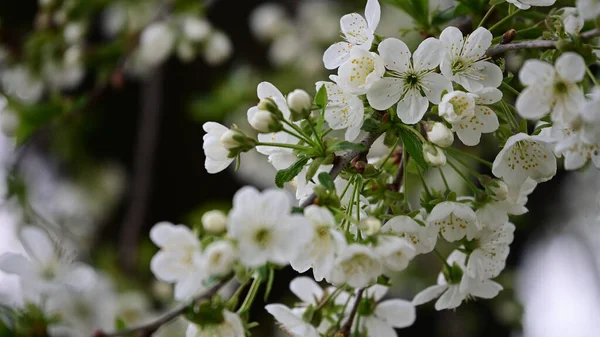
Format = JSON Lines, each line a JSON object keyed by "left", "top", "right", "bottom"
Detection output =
{"left": 237, "top": 276, "right": 262, "bottom": 314}
{"left": 379, "top": 137, "right": 401, "bottom": 169}
{"left": 438, "top": 167, "right": 450, "bottom": 191}
{"left": 337, "top": 288, "right": 365, "bottom": 337}
{"left": 445, "top": 147, "right": 493, "bottom": 168}
{"left": 478, "top": 5, "right": 496, "bottom": 28}
{"left": 433, "top": 248, "right": 452, "bottom": 270}
{"left": 586, "top": 67, "right": 598, "bottom": 86}
{"left": 446, "top": 159, "right": 480, "bottom": 193}
{"left": 255, "top": 142, "right": 312, "bottom": 151}
{"left": 489, "top": 8, "right": 522, "bottom": 32}
{"left": 281, "top": 119, "right": 318, "bottom": 146}
{"left": 417, "top": 164, "right": 432, "bottom": 199}
{"left": 501, "top": 82, "right": 521, "bottom": 96}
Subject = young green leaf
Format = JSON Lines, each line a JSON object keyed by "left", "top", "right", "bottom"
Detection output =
{"left": 399, "top": 128, "right": 428, "bottom": 169}
{"left": 314, "top": 84, "right": 328, "bottom": 109}
{"left": 275, "top": 157, "right": 310, "bottom": 188}
{"left": 328, "top": 141, "right": 367, "bottom": 153}
{"left": 318, "top": 172, "right": 335, "bottom": 192}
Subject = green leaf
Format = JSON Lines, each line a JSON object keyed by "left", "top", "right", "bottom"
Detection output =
{"left": 115, "top": 317, "right": 127, "bottom": 330}
{"left": 275, "top": 157, "right": 309, "bottom": 188}
{"left": 399, "top": 128, "right": 428, "bottom": 169}
{"left": 328, "top": 141, "right": 367, "bottom": 153}
{"left": 361, "top": 118, "right": 381, "bottom": 132}
{"left": 314, "top": 84, "right": 328, "bottom": 109}
{"left": 318, "top": 172, "right": 335, "bottom": 192}
{"left": 306, "top": 157, "right": 325, "bottom": 182}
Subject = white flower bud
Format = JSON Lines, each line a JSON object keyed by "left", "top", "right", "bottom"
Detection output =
{"left": 139, "top": 22, "right": 175, "bottom": 66}
{"left": 204, "top": 32, "right": 232, "bottom": 65}
{"left": 489, "top": 180, "right": 509, "bottom": 201}
{"left": 287, "top": 89, "right": 311, "bottom": 112}
{"left": 64, "top": 23, "right": 84, "bottom": 44}
{"left": 439, "top": 91, "right": 476, "bottom": 123}
{"left": 182, "top": 17, "right": 211, "bottom": 42}
{"left": 203, "top": 241, "right": 237, "bottom": 276}
{"left": 64, "top": 45, "right": 82, "bottom": 66}
{"left": 220, "top": 130, "right": 242, "bottom": 150}
{"left": 427, "top": 122, "right": 454, "bottom": 148}
{"left": 423, "top": 144, "right": 447, "bottom": 167}
{"left": 250, "top": 109, "right": 276, "bottom": 133}
{"left": 202, "top": 210, "right": 227, "bottom": 233}
{"left": 359, "top": 216, "right": 382, "bottom": 236}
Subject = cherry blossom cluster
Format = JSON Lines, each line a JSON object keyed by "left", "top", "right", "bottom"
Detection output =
{"left": 184, "top": 0, "right": 600, "bottom": 336}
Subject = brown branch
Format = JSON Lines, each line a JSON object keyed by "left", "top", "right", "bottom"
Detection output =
{"left": 337, "top": 288, "right": 364, "bottom": 337}
{"left": 486, "top": 27, "right": 600, "bottom": 57}
{"left": 95, "top": 275, "right": 233, "bottom": 337}
{"left": 118, "top": 68, "right": 164, "bottom": 272}
{"left": 300, "top": 132, "right": 383, "bottom": 208}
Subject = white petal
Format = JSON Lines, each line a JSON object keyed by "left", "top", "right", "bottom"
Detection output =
{"left": 519, "top": 59, "right": 555, "bottom": 86}
{"left": 515, "top": 85, "right": 554, "bottom": 119}
{"left": 412, "top": 284, "right": 448, "bottom": 305}
{"left": 0, "top": 253, "right": 34, "bottom": 277}
{"left": 555, "top": 52, "right": 586, "bottom": 83}
{"left": 421, "top": 72, "right": 453, "bottom": 104}
{"left": 435, "top": 285, "right": 464, "bottom": 310}
{"left": 396, "top": 89, "right": 428, "bottom": 124}
{"left": 364, "top": 317, "right": 397, "bottom": 337}
{"left": 367, "top": 78, "right": 404, "bottom": 110}
{"left": 462, "top": 27, "right": 492, "bottom": 61}
{"left": 364, "top": 284, "right": 389, "bottom": 302}
{"left": 290, "top": 277, "right": 323, "bottom": 306}
{"left": 205, "top": 157, "right": 233, "bottom": 174}
{"left": 365, "top": 0, "right": 381, "bottom": 32}
{"left": 468, "top": 279, "right": 503, "bottom": 298}
{"left": 375, "top": 299, "right": 416, "bottom": 328}
{"left": 474, "top": 87, "right": 502, "bottom": 105}
{"left": 469, "top": 61, "right": 503, "bottom": 91}
{"left": 323, "top": 42, "right": 352, "bottom": 70}
{"left": 340, "top": 13, "right": 371, "bottom": 46}
{"left": 377, "top": 38, "right": 411, "bottom": 74}
{"left": 413, "top": 37, "right": 443, "bottom": 71}
{"left": 149, "top": 222, "right": 197, "bottom": 248}
{"left": 440, "top": 26, "right": 464, "bottom": 61}
{"left": 21, "top": 227, "right": 55, "bottom": 266}
{"left": 266, "top": 304, "right": 319, "bottom": 337}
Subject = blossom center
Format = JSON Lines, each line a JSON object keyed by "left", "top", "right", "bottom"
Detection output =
{"left": 254, "top": 228, "right": 272, "bottom": 248}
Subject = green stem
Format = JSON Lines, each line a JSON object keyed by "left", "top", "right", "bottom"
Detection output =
{"left": 416, "top": 165, "right": 432, "bottom": 199}
{"left": 446, "top": 159, "right": 479, "bottom": 193}
{"left": 402, "top": 147, "right": 408, "bottom": 198}
{"left": 237, "top": 276, "right": 262, "bottom": 314}
{"left": 438, "top": 167, "right": 450, "bottom": 191}
{"left": 447, "top": 152, "right": 484, "bottom": 180}
{"left": 501, "top": 82, "right": 521, "bottom": 96}
{"left": 433, "top": 248, "right": 452, "bottom": 270}
{"left": 489, "top": 8, "right": 522, "bottom": 32}
{"left": 226, "top": 278, "right": 251, "bottom": 310}
{"left": 586, "top": 67, "right": 598, "bottom": 86}
{"left": 445, "top": 147, "right": 493, "bottom": 168}
{"left": 379, "top": 137, "right": 401, "bottom": 169}
{"left": 255, "top": 142, "right": 312, "bottom": 151}
{"left": 281, "top": 120, "right": 317, "bottom": 146}
{"left": 479, "top": 5, "right": 496, "bottom": 28}
{"left": 500, "top": 100, "right": 520, "bottom": 131}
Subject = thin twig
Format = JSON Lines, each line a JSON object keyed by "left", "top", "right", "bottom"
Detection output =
{"left": 337, "top": 288, "right": 364, "bottom": 337}
{"left": 300, "top": 132, "right": 382, "bottom": 208}
{"left": 96, "top": 275, "right": 233, "bottom": 337}
{"left": 486, "top": 28, "right": 600, "bottom": 57}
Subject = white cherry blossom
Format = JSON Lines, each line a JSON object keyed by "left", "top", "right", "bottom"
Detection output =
{"left": 413, "top": 251, "right": 502, "bottom": 310}
{"left": 290, "top": 206, "right": 347, "bottom": 281}
{"left": 335, "top": 48, "right": 385, "bottom": 95}
{"left": 507, "top": 0, "right": 556, "bottom": 10}
{"left": 227, "top": 187, "right": 313, "bottom": 267}
{"left": 427, "top": 201, "right": 479, "bottom": 242}
{"left": 553, "top": 127, "right": 600, "bottom": 170}
{"left": 328, "top": 244, "right": 382, "bottom": 288}
{"left": 492, "top": 133, "right": 557, "bottom": 185}
{"left": 381, "top": 215, "right": 438, "bottom": 254}
{"left": 559, "top": 7, "right": 584, "bottom": 35}
{"left": 449, "top": 88, "right": 501, "bottom": 146}
{"left": 202, "top": 122, "right": 236, "bottom": 174}
{"left": 186, "top": 310, "right": 245, "bottom": 337}
{"left": 576, "top": 0, "right": 600, "bottom": 20}
{"left": 322, "top": 0, "right": 380, "bottom": 69}
{"left": 316, "top": 81, "right": 364, "bottom": 141}
{"left": 581, "top": 86, "right": 600, "bottom": 144}
{"left": 373, "top": 235, "right": 417, "bottom": 274}
{"left": 440, "top": 27, "right": 503, "bottom": 92}
{"left": 438, "top": 90, "right": 477, "bottom": 123}
{"left": 367, "top": 37, "right": 452, "bottom": 124}
{"left": 516, "top": 52, "right": 586, "bottom": 125}
{"left": 138, "top": 22, "right": 175, "bottom": 67}
{"left": 265, "top": 304, "right": 319, "bottom": 337}
{"left": 202, "top": 241, "right": 237, "bottom": 277}
{"left": 466, "top": 222, "right": 515, "bottom": 280}
{"left": 352, "top": 285, "right": 416, "bottom": 337}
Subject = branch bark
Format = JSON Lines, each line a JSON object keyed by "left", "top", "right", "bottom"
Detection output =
{"left": 486, "top": 27, "right": 600, "bottom": 57}
{"left": 96, "top": 275, "right": 233, "bottom": 337}
{"left": 337, "top": 288, "right": 364, "bottom": 337}
{"left": 300, "top": 132, "right": 383, "bottom": 208}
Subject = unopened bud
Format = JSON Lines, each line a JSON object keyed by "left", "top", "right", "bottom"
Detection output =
{"left": 423, "top": 144, "right": 447, "bottom": 167}
{"left": 488, "top": 179, "right": 508, "bottom": 201}
{"left": 287, "top": 89, "right": 311, "bottom": 113}
{"left": 202, "top": 210, "right": 228, "bottom": 234}
{"left": 250, "top": 109, "right": 281, "bottom": 133}
{"left": 359, "top": 216, "right": 382, "bottom": 236}
{"left": 427, "top": 122, "right": 454, "bottom": 148}
{"left": 501, "top": 29, "right": 517, "bottom": 44}
{"left": 258, "top": 98, "right": 281, "bottom": 116}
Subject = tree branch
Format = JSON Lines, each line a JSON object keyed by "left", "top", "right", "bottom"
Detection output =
{"left": 486, "top": 28, "right": 600, "bottom": 57}
{"left": 96, "top": 275, "right": 233, "bottom": 337}
{"left": 337, "top": 288, "right": 364, "bottom": 337}
{"left": 300, "top": 132, "right": 382, "bottom": 208}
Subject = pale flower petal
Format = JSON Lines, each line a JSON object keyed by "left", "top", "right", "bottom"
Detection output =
{"left": 555, "top": 52, "right": 585, "bottom": 83}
